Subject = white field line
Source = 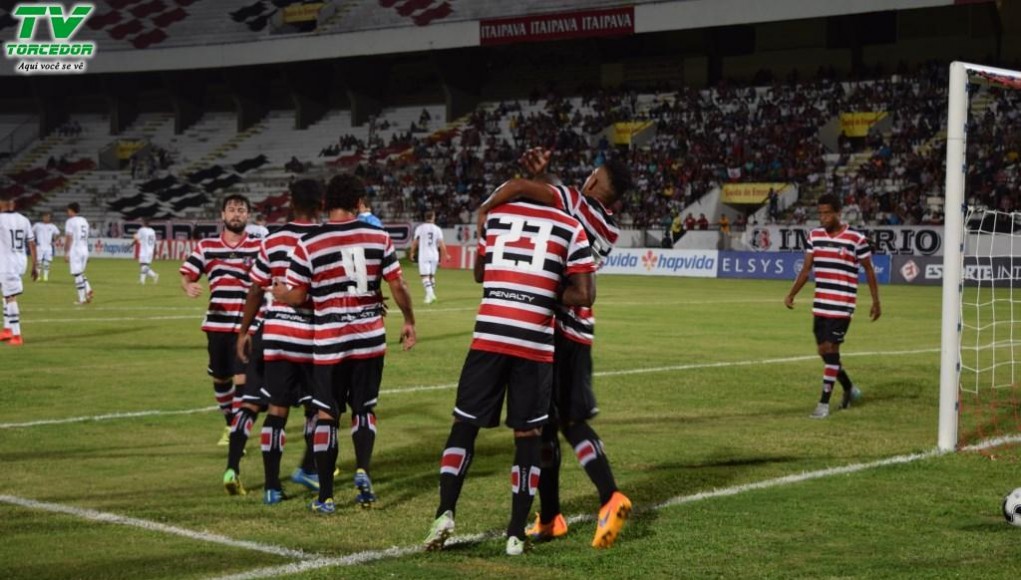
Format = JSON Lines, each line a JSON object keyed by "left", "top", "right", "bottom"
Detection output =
{"left": 0, "top": 406, "right": 220, "bottom": 429}
{"left": 0, "top": 494, "right": 314, "bottom": 560}
{"left": 211, "top": 446, "right": 959, "bottom": 580}
{"left": 0, "top": 348, "right": 939, "bottom": 430}
{"left": 25, "top": 315, "right": 202, "bottom": 324}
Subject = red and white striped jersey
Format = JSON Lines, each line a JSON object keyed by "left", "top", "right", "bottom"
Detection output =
{"left": 285, "top": 219, "right": 401, "bottom": 365}
{"left": 549, "top": 185, "right": 620, "bottom": 345}
{"left": 179, "top": 234, "right": 261, "bottom": 333}
{"left": 471, "top": 201, "right": 595, "bottom": 363}
{"left": 249, "top": 222, "right": 319, "bottom": 363}
{"left": 808, "top": 226, "right": 871, "bottom": 319}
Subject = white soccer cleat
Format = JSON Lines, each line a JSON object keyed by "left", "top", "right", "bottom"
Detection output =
{"left": 810, "top": 403, "right": 829, "bottom": 419}
{"left": 506, "top": 535, "right": 530, "bottom": 556}
{"left": 152, "top": 272, "right": 160, "bottom": 284}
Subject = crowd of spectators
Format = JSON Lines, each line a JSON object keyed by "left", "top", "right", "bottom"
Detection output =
{"left": 276, "top": 61, "right": 1021, "bottom": 230}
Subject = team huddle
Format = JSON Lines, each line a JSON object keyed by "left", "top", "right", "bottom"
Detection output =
{"left": 173, "top": 150, "right": 635, "bottom": 556}
{"left": 0, "top": 146, "right": 881, "bottom": 556}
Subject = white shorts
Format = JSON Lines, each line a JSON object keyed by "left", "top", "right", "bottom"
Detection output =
{"left": 37, "top": 246, "right": 53, "bottom": 263}
{"left": 418, "top": 259, "right": 438, "bottom": 277}
{"left": 138, "top": 253, "right": 154, "bottom": 266}
{"left": 1, "top": 272, "right": 23, "bottom": 298}
{"left": 69, "top": 251, "right": 89, "bottom": 276}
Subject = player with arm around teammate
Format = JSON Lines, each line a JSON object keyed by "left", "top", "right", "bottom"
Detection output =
{"left": 475, "top": 149, "right": 635, "bottom": 549}
{"left": 423, "top": 196, "right": 596, "bottom": 556}
{"left": 0, "top": 197, "right": 37, "bottom": 346}
{"left": 409, "top": 210, "right": 450, "bottom": 304}
{"left": 234, "top": 179, "right": 325, "bottom": 504}
{"left": 785, "top": 193, "right": 881, "bottom": 419}
{"left": 274, "top": 174, "right": 416, "bottom": 513}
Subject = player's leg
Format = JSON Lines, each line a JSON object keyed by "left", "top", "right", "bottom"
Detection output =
{"left": 309, "top": 365, "right": 342, "bottom": 513}
{"left": 529, "top": 343, "right": 568, "bottom": 540}
{"left": 2, "top": 278, "right": 24, "bottom": 344}
{"left": 207, "top": 332, "right": 238, "bottom": 441}
{"left": 348, "top": 356, "right": 384, "bottom": 507}
{"left": 289, "top": 363, "right": 320, "bottom": 489}
{"left": 80, "top": 254, "right": 93, "bottom": 302}
{"left": 812, "top": 317, "right": 850, "bottom": 418}
{"left": 260, "top": 394, "right": 290, "bottom": 505}
{"left": 426, "top": 350, "right": 502, "bottom": 551}
{"left": 504, "top": 357, "right": 553, "bottom": 555}
{"left": 37, "top": 248, "right": 49, "bottom": 282}
{"left": 828, "top": 319, "right": 860, "bottom": 409}
{"left": 225, "top": 330, "right": 266, "bottom": 495}
{"left": 419, "top": 260, "right": 434, "bottom": 303}
{"left": 139, "top": 262, "right": 148, "bottom": 285}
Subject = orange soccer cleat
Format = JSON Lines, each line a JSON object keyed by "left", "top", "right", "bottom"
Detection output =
{"left": 0, "top": 329, "right": 13, "bottom": 341}
{"left": 592, "top": 491, "right": 632, "bottom": 549}
{"left": 8, "top": 335, "right": 24, "bottom": 347}
{"left": 525, "top": 512, "right": 569, "bottom": 542}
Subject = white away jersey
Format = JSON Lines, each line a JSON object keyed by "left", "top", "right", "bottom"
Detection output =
{"left": 413, "top": 222, "right": 444, "bottom": 262}
{"left": 65, "top": 216, "right": 90, "bottom": 254}
{"left": 0, "top": 211, "right": 34, "bottom": 274}
{"left": 136, "top": 227, "right": 157, "bottom": 261}
{"left": 32, "top": 222, "right": 59, "bottom": 249}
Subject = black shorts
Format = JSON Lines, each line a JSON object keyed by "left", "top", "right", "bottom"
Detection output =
{"left": 206, "top": 331, "right": 246, "bottom": 379}
{"left": 453, "top": 350, "right": 552, "bottom": 430}
{"left": 239, "top": 329, "right": 267, "bottom": 406}
{"left": 311, "top": 356, "right": 384, "bottom": 417}
{"left": 264, "top": 360, "right": 315, "bottom": 408}
{"left": 814, "top": 316, "right": 852, "bottom": 345}
{"left": 552, "top": 334, "right": 598, "bottom": 422}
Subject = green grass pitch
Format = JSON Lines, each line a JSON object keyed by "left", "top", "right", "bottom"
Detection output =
{"left": 2, "top": 259, "right": 1020, "bottom": 579}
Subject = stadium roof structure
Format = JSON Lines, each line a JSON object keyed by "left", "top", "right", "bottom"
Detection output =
{"left": 0, "top": 0, "right": 986, "bottom": 76}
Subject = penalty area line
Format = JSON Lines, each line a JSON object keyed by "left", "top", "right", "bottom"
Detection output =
{"left": 0, "top": 348, "right": 938, "bottom": 430}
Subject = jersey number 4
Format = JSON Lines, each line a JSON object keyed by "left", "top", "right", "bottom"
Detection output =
{"left": 491, "top": 217, "right": 553, "bottom": 272}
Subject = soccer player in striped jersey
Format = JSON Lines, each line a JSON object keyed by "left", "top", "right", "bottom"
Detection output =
{"left": 424, "top": 198, "right": 596, "bottom": 557}
{"left": 31, "top": 213, "right": 59, "bottom": 282}
{"left": 785, "top": 193, "right": 881, "bottom": 419}
{"left": 275, "top": 174, "right": 416, "bottom": 514}
{"left": 64, "top": 203, "right": 92, "bottom": 305}
{"left": 235, "top": 179, "right": 324, "bottom": 503}
{"left": 0, "top": 196, "right": 37, "bottom": 346}
{"left": 474, "top": 149, "right": 634, "bottom": 549}
{"left": 134, "top": 219, "right": 159, "bottom": 285}
{"left": 179, "top": 194, "right": 261, "bottom": 448}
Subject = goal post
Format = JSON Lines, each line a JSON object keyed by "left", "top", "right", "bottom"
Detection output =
{"left": 939, "top": 61, "right": 1021, "bottom": 452}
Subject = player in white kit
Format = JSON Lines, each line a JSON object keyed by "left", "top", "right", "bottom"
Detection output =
{"left": 409, "top": 211, "right": 449, "bottom": 304}
{"left": 32, "top": 212, "right": 60, "bottom": 282}
{"left": 0, "top": 197, "right": 37, "bottom": 346}
{"left": 64, "top": 202, "right": 93, "bottom": 304}
{"left": 134, "top": 219, "right": 159, "bottom": 285}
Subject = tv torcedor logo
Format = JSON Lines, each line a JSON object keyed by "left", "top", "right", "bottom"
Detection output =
{"left": 4, "top": 3, "right": 96, "bottom": 75}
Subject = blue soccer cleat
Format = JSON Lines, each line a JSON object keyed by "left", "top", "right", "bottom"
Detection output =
{"left": 263, "top": 489, "right": 285, "bottom": 505}
{"left": 354, "top": 468, "right": 377, "bottom": 508}
{"left": 309, "top": 498, "right": 335, "bottom": 514}
{"left": 291, "top": 468, "right": 320, "bottom": 491}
